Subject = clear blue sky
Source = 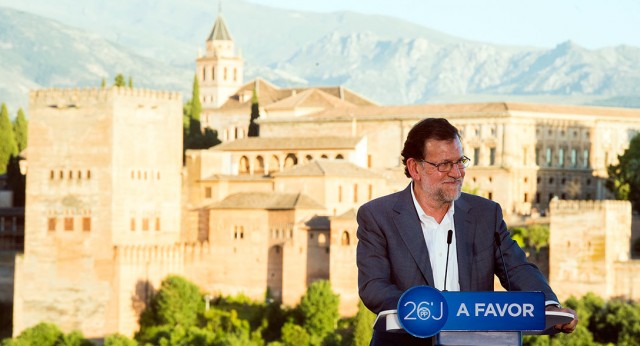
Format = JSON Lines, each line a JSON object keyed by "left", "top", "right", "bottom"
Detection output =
{"left": 246, "top": 0, "right": 639, "bottom": 49}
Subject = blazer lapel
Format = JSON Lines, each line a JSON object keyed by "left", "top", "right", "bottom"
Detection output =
{"left": 392, "top": 184, "right": 434, "bottom": 286}
{"left": 454, "top": 195, "right": 475, "bottom": 291}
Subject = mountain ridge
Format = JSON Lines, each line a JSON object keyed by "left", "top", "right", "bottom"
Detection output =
{"left": 1, "top": 0, "right": 639, "bottom": 115}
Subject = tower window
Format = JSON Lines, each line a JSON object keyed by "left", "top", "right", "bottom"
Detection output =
{"left": 48, "top": 217, "right": 56, "bottom": 232}
{"left": 82, "top": 217, "right": 91, "bottom": 232}
{"left": 64, "top": 217, "right": 74, "bottom": 231}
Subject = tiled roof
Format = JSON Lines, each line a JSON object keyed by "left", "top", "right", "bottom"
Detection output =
{"left": 200, "top": 174, "right": 273, "bottom": 182}
{"left": 273, "top": 159, "right": 383, "bottom": 179}
{"left": 207, "top": 15, "right": 233, "bottom": 41}
{"left": 208, "top": 192, "right": 324, "bottom": 210}
{"left": 213, "top": 78, "right": 376, "bottom": 113}
{"left": 299, "top": 102, "right": 640, "bottom": 120}
{"left": 264, "top": 88, "right": 357, "bottom": 111}
{"left": 305, "top": 215, "right": 330, "bottom": 229}
{"left": 211, "top": 136, "right": 362, "bottom": 151}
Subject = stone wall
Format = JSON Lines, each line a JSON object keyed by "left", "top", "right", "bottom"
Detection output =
{"left": 549, "top": 200, "right": 633, "bottom": 301}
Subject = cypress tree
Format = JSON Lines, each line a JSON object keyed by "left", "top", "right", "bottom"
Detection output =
{"left": 101, "top": 78, "right": 106, "bottom": 88}
{"left": 0, "top": 103, "right": 18, "bottom": 174}
{"left": 128, "top": 76, "right": 133, "bottom": 88}
{"left": 13, "top": 108, "right": 28, "bottom": 153}
{"left": 190, "top": 75, "right": 202, "bottom": 122}
{"left": 248, "top": 88, "right": 260, "bottom": 137}
{"left": 114, "top": 74, "right": 126, "bottom": 87}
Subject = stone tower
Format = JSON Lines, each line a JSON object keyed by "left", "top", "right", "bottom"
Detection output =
{"left": 196, "top": 13, "right": 244, "bottom": 109}
{"left": 549, "top": 199, "right": 632, "bottom": 300}
{"left": 13, "top": 88, "right": 183, "bottom": 337}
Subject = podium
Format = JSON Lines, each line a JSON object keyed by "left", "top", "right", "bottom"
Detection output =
{"left": 375, "top": 287, "right": 574, "bottom": 346}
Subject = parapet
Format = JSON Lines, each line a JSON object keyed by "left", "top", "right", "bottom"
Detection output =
{"left": 29, "top": 87, "right": 182, "bottom": 108}
{"left": 550, "top": 199, "right": 631, "bottom": 214}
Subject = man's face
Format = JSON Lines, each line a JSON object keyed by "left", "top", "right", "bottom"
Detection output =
{"left": 413, "top": 138, "right": 465, "bottom": 205}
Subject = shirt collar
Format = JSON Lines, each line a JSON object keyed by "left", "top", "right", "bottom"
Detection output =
{"left": 410, "top": 181, "right": 455, "bottom": 222}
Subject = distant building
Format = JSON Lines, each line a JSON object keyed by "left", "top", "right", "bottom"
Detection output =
{"left": 10, "top": 10, "right": 640, "bottom": 340}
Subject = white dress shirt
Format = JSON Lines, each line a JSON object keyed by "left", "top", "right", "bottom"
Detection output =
{"left": 411, "top": 183, "right": 460, "bottom": 292}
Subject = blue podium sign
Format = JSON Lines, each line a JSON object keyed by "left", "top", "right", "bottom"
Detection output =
{"left": 441, "top": 291, "right": 545, "bottom": 331}
{"left": 397, "top": 286, "right": 449, "bottom": 338}
{"left": 397, "top": 287, "right": 546, "bottom": 338}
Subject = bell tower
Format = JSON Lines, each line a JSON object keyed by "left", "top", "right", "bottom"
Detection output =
{"left": 196, "top": 11, "right": 244, "bottom": 109}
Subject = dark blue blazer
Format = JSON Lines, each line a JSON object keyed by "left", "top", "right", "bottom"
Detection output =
{"left": 357, "top": 184, "right": 558, "bottom": 315}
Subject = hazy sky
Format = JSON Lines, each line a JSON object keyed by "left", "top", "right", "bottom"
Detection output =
{"left": 246, "top": 0, "right": 639, "bottom": 49}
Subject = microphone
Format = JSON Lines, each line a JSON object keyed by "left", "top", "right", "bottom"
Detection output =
{"left": 443, "top": 230, "right": 453, "bottom": 292}
{"left": 494, "top": 232, "right": 512, "bottom": 291}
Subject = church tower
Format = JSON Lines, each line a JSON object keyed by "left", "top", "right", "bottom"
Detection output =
{"left": 196, "top": 13, "right": 244, "bottom": 109}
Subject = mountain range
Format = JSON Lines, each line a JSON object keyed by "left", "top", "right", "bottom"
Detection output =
{"left": 1, "top": 0, "right": 640, "bottom": 116}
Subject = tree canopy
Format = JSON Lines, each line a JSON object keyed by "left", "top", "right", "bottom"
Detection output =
{"left": 606, "top": 132, "right": 640, "bottom": 213}
{"left": 298, "top": 280, "right": 340, "bottom": 345}
{"left": 12, "top": 108, "right": 27, "bottom": 153}
{"left": 114, "top": 74, "right": 126, "bottom": 87}
{"left": 0, "top": 103, "right": 18, "bottom": 174}
{"left": 248, "top": 88, "right": 260, "bottom": 137}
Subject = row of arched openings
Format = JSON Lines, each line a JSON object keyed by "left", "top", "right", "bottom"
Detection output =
{"left": 238, "top": 153, "right": 345, "bottom": 175}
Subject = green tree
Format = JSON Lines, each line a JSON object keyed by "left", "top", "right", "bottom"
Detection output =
{"left": 190, "top": 75, "right": 202, "bottom": 123}
{"left": 182, "top": 76, "right": 220, "bottom": 152}
{"left": 12, "top": 108, "right": 27, "bottom": 153}
{"left": 101, "top": 78, "right": 106, "bottom": 88}
{"left": 114, "top": 74, "right": 126, "bottom": 87}
{"left": 0, "top": 103, "right": 18, "bottom": 174}
{"left": 104, "top": 333, "right": 138, "bottom": 346}
{"left": 591, "top": 298, "right": 640, "bottom": 345}
{"left": 280, "top": 322, "right": 310, "bottom": 346}
{"left": 2, "top": 322, "right": 62, "bottom": 346}
{"left": 248, "top": 88, "right": 260, "bottom": 137}
{"left": 57, "top": 330, "right": 93, "bottom": 346}
{"left": 139, "top": 275, "right": 204, "bottom": 329}
{"left": 606, "top": 132, "right": 640, "bottom": 213}
{"left": 128, "top": 76, "right": 133, "bottom": 88}
{"left": 352, "top": 301, "right": 375, "bottom": 346}
{"left": 510, "top": 224, "right": 549, "bottom": 251}
{"left": 298, "top": 280, "right": 339, "bottom": 345}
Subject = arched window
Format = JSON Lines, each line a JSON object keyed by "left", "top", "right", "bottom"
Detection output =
{"left": 239, "top": 156, "right": 250, "bottom": 174}
{"left": 233, "top": 68, "right": 237, "bottom": 81}
{"left": 255, "top": 156, "right": 265, "bottom": 175}
{"left": 268, "top": 155, "right": 280, "bottom": 174}
{"left": 335, "top": 154, "right": 344, "bottom": 159}
{"left": 321, "top": 154, "right": 328, "bottom": 159}
{"left": 341, "top": 231, "right": 350, "bottom": 246}
{"left": 212, "top": 67, "right": 215, "bottom": 80}
{"left": 284, "top": 153, "right": 297, "bottom": 168}
{"left": 318, "top": 233, "right": 326, "bottom": 245}
{"left": 202, "top": 67, "right": 206, "bottom": 81}
{"left": 224, "top": 67, "right": 228, "bottom": 80}
{"left": 305, "top": 155, "right": 313, "bottom": 163}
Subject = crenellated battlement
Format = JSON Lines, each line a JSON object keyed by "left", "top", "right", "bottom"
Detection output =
{"left": 115, "top": 241, "right": 211, "bottom": 264}
{"left": 29, "top": 87, "right": 181, "bottom": 107}
{"left": 550, "top": 199, "right": 631, "bottom": 214}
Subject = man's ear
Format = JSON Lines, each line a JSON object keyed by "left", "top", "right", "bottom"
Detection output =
{"left": 407, "top": 158, "right": 421, "bottom": 181}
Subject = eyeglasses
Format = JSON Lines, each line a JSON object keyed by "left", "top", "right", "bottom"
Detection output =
{"left": 417, "top": 156, "right": 471, "bottom": 172}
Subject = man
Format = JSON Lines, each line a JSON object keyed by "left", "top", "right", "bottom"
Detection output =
{"left": 356, "top": 118, "right": 578, "bottom": 345}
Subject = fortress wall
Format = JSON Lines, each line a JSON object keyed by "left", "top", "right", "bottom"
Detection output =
{"left": 613, "top": 261, "right": 640, "bottom": 301}
{"left": 329, "top": 218, "right": 359, "bottom": 316}
{"left": 549, "top": 200, "right": 631, "bottom": 301}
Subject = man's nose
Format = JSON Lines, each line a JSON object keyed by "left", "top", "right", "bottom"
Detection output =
{"left": 449, "top": 165, "right": 463, "bottom": 178}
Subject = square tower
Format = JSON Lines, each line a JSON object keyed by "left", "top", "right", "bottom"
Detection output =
{"left": 13, "top": 87, "right": 183, "bottom": 337}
